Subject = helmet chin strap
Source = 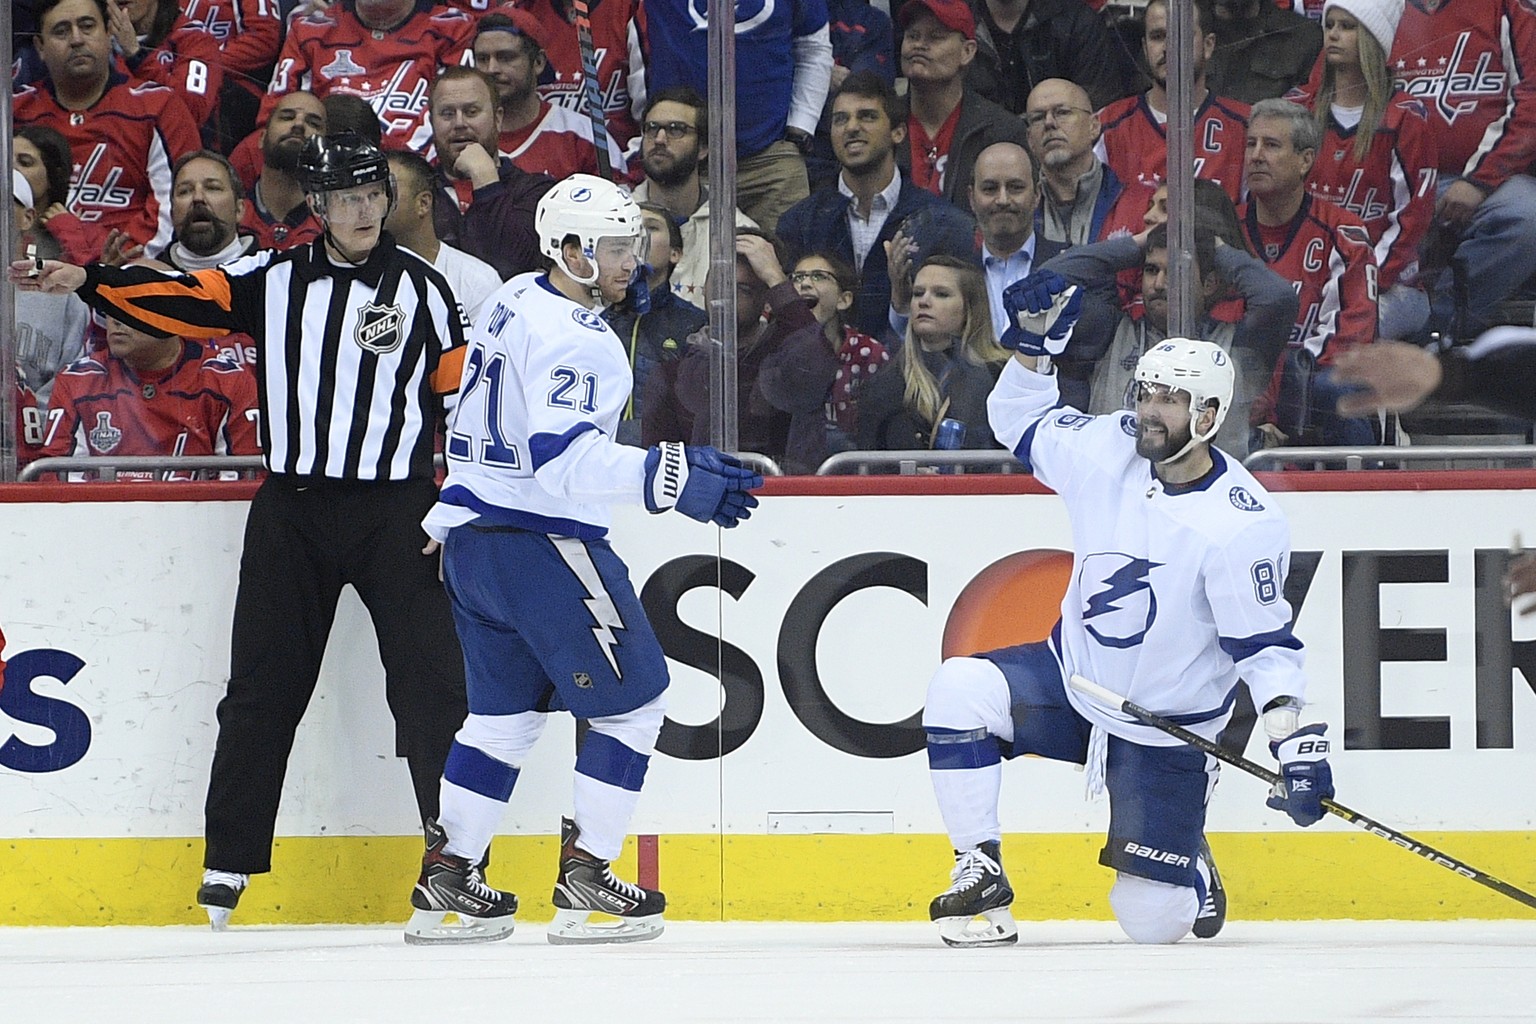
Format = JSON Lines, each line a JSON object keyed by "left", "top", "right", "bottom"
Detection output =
{"left": 1155, "top": 401, "right": 1219, "bottom": 466}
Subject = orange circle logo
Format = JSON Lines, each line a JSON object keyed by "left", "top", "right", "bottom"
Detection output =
{"left": 941, "top": 549, "right": 1074, "bottom": 658}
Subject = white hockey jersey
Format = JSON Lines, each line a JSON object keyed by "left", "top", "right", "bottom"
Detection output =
{"left": 424, "top": 272, "right": 650, "bottom": 542}
{"left": 986, "top": 359, "right": 1309, "bottom": 746}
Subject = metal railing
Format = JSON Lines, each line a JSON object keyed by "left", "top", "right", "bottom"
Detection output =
{"left": 816, "top": 450, "right": 1028, "bottom": 475}
{"left": 19, "top": 443, "right": 1536, "bottom": 483}
{"left": 1242, "top": 445, "right": 1536, "bottom": 471}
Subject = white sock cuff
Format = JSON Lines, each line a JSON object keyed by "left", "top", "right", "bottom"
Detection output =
{"left": 923, "top": 656, "right": 1014, "bottom": 742}
{"left": 456, "top": 710, "right": 547, "bottom": 767}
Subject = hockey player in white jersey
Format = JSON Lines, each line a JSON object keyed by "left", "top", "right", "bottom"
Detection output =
{"left": 922, "top": 270, "right": 1334, "bottom": 947}
{"left": 405, "top": 175, "right": 762, "bottom": 946}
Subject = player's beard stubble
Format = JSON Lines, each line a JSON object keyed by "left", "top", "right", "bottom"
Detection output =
{"left": 1134, "top": 412, "right": 1193, "bottom": 463}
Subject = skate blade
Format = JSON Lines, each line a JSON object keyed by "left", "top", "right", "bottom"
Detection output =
{"left": 546, "top": 909, "right": 664, "bottom": 945}
{"left": 404, "top": 908, "right": 516, "bottom": 945}
{"left": 204, "top": 906, "right": 233, "bottom": 932}
{"left": 937, "top": 908, "right": 1019, "bottom": 948}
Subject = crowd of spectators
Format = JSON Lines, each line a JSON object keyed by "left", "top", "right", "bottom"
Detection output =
{"left": 11, "top": 0, "right": 1536, "bottom": 477}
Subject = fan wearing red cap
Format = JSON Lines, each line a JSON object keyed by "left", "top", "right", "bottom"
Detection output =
{"left": 896, "top": 0, "right": 1031, "bottom": 209}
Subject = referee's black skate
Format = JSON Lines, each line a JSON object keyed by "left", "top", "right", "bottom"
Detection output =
{"left": 196, "top": 870, "right": 249, "bottom": 931}
{"left": 404, "top": 819, "right": 517, "bottom": 945}
{"left": 929, "top": 840, "right": 1018, "bottom": 947}
{"left": 1192, "top": 838, "right": 1226, "bottom": 939}
{"left": 548, "top": 816, "right": 665, "bottom": 945}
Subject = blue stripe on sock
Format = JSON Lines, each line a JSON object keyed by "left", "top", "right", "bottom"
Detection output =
{"left": 575, "top": 730, "right": 650, "bottom": 792}
{"left": 444, "top": 741, "right": 519, "bottom": 802}
{"left": 926, "top": 727, "right": 1002, "bottom": 770}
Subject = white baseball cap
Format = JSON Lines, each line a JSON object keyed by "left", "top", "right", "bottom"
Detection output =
{"left": 12, "top": 169, "right": 35, "bottom": 212}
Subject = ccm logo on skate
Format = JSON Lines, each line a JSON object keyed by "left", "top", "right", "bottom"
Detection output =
{"left": 1124, "top": 843, "right": 1191, "bottom": 868}
{"left": 0, "top": 634, "right": 91, "bottom": 773}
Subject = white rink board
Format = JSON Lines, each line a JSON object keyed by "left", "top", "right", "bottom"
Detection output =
{"left": 2, "top": 484, "right": 1535, "bottom": 840}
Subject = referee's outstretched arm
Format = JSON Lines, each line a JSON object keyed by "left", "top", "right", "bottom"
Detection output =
{"left": 11, "top": 259, "right": 256, "bottom": 342}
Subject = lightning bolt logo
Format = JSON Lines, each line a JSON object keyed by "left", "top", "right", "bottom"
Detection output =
{"left": 1081, "top": 554, "right": 1162, "bottom": 650}
{"left": 553, "top": 538, "right": 626, "bottom": 680}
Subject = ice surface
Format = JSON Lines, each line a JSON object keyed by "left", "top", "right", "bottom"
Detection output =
{"left": 4, "top": 921, "right": 1534, "bottom": 1023}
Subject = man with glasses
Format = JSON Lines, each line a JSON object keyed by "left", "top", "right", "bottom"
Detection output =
{"left": 1095, "top": 0, "right": 1250, "bottom": 205}
{"left": 629, "top": 87, "right": 758, "bottom": 307}
{"left": 895, "top": 0, "right": 1032, "bottom": 211}
{"left": 1026, "top": 80, "right": 1136, "bottom": 266}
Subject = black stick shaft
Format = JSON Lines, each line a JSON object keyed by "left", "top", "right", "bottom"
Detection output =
{"left": 570, "top": 0, "right": 613, "bottom": 181}
{"left": 1068, "top": 674, "right": 1536, "bottom": 911}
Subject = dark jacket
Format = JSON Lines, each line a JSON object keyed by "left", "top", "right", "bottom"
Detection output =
{"left": 648, "top": 281, "right": 839, "bottom": 474}
{"left": 894, "top": 90, "right": 1033, "bottom": 211}
{"left": 777, "top": 177, "right": 980, "bottom": 338}
{"left": 1207, "top": 5, "right": 1323, "bottom": 105}
{"left": 966, "top": 0, "right": 1128, "bottom": 114}
{"left": 602, "top": 287, "right": 707, "bottom": 447}
{"left": 432, "top": 158, "right": 554, "bottom": 281}
{"left": 857, "top": 343, "right": 1005, "bottom": 453}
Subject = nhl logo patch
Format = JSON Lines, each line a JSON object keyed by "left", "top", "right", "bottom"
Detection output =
{"left": 355, "top": 302, "right": 406, "bottom": 354}
{"left": 573, "top": 671, "right": 594, "bottom": 689}
{"left": 88, "top": 412, "right": 122, "bottom": 454}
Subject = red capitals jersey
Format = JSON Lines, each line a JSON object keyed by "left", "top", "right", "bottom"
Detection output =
{"left": 499, "top": 100, "right": 630, "bottom": 181}
{"left": 120, "top": 13, "right": 225, "bottom": 126}
{"left": 39, "top": 342, "right": 260, "bottom": 481}
{"left": 262, "top": 2, "right": 477, "bottom": 152}
{"left": 1304, "top": 93, "right": 1439, "bottom": 291}
{"left": 180, "top": 0, "right": 284, "bottom": 99}
{"left": 1241, "top": 194, "right": 1378, "bottom": 362}
{"left": 239, "top": 188, "right": 323, "bottom": 252}
{"left": 1391, "top": 0, "right": 1536, "bottom": 189}
{"left": 16, "top": 378, "right": 43, "bottom": 470}
{"left": 14, "top": 73, "right": 202, "bottom": 257}
{"left": 1095, "top": 92, "right": 1251, "bottom": 205}
{"left": 509, "top": 0, "right": 646, "bottom": 154}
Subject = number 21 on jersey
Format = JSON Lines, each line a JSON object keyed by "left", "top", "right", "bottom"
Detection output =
{"left": 448, "top": 344, "right": 522, "bottom": 468}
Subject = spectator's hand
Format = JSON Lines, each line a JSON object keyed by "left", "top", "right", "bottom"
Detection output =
{"left": 1331, "top": 340, "right": 1442, "bottom": 416}
{"left": 1436, "top": 180, "right": 1486, "bottom": 232}
{"left": 735, "top": 234, "right": 786, "bottom": 288}
{"left": 884, "top": 226, "right": 916, "bottom": 314}
{"left": 1253, "top": 422, "right": 1289, "bottom": 449}
{"left": 101, "top": 229, "right": 145, "bottom": 267}
{"left": 37, "top": 202, "right": 69, "bottom": 227}
{"left": 1506, "top": 551, "right": 1536, "bottom": 616}
{"left": 290, "top": 0, "right": 334, "bottom": 17}
{"left": 452, "top": 142, "right": 500, "bottom": 190}
{"left": 107, "top": 0, "right": 141, "bottom": 60}
{"left": 8, "top": 258, "right": 87, "bottom": 295}
{"left": 829, "top": 63, "right": 851, "bottom": 90}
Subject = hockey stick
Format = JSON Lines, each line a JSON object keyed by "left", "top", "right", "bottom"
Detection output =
{"left": 570, "top": 0, "right": 614, "bottom": 182}
{"left": 1067, "top": 673, "right": 1536, "bottom": 911}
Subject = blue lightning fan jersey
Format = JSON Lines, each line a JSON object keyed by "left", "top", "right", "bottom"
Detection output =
{"left": 987, "top": 360, "right": 1309, "bottom": 745}
{"left": 424, "top": 272, "right": 651, "bottom": 542}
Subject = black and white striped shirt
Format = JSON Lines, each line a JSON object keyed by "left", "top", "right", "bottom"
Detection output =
{"left": 78, "top": 234, "right": 469, "bottom": 482}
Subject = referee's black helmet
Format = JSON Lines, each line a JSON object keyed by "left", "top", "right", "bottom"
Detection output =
{"left": 297, "top": 132, "right": 394, "bottom": 202}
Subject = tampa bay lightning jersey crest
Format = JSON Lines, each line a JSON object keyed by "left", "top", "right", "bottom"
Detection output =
{"left": 987, "top": 361, "right": 1309, "bottom": 746}
{"left": 1081, "top": 554, "right": 1163, "bottom": 649}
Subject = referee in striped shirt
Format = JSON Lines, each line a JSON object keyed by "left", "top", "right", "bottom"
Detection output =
{"left": 14, "top": 133, "right": 472, "bottom": 928}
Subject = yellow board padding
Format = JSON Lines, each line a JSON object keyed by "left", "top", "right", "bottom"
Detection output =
{"left": 2, "top": 832, "right": 1533, "bottom": 927}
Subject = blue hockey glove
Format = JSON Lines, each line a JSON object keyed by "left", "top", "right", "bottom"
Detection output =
{"left": 643, "top": 442, "right": 763, "bottom": 528}
{"left": 1265, "top": 723, "right": 1334, "bottom": 827}
{"left": 999, "top": 269, "right": 1083, "bottom": 356}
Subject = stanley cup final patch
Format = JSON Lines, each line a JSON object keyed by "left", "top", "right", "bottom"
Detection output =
{"left": 355, "top": 302, "right": 406, "bottom": 354}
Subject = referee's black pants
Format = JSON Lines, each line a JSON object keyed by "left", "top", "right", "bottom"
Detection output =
{"left": 203, "top": 475, "right": 468, "bottom": 874}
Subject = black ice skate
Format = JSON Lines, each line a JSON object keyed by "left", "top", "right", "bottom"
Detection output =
{"left": 196, "top": 869, "right": 249, "bottom": 931}
{"left": 1192, "top": 838, "right": 1226, "bottom": 939}
{"left": 929, "top": 841, "right": 1018, "bottom": 948}
{"left": 548, "top": 816, "right": 665, "bottom": 945}
{"left": 404, "top": 818, "right": 518, "bottom": 945}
